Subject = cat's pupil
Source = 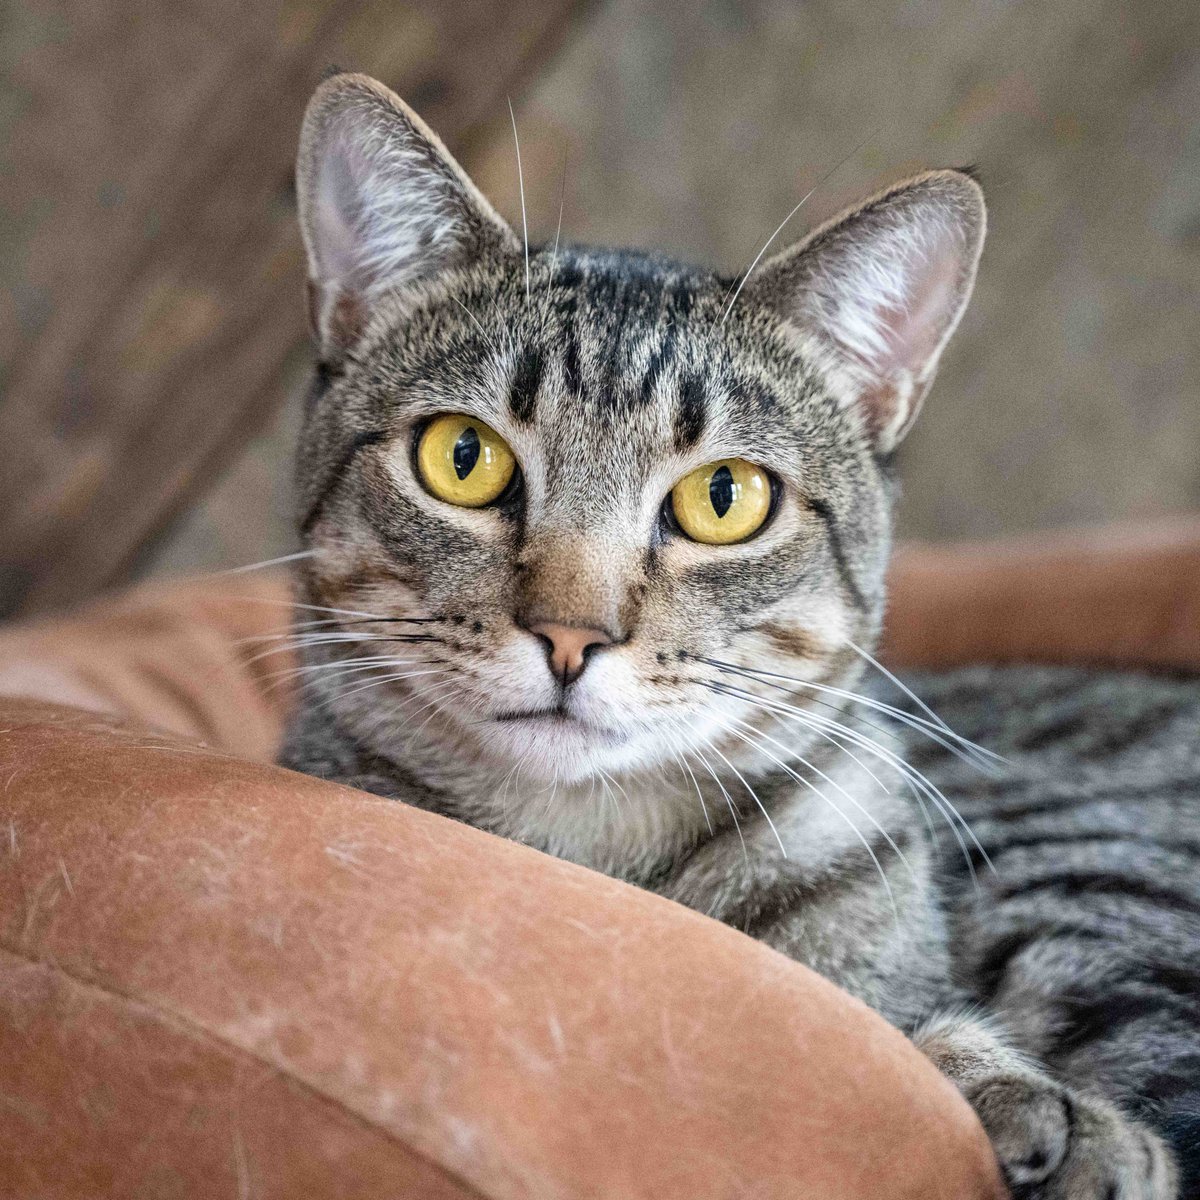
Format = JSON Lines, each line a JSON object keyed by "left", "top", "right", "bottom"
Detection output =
{"left": 709, "top": 465, "right": 735, "bottom": 518}
{"left": 453, "top": 427, "right": 481, "bottom": 480}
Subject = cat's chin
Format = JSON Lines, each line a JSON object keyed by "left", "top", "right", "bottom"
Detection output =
{"left": 471, "top": 709, "right": 644, "bottom": 784}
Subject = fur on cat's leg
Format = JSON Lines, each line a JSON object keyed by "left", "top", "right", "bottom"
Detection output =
{"left": 913, "top": 1013, "right": 1178, "bottom": 1200}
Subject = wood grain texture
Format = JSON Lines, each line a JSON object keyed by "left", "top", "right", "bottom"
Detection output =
{"left": 0, "top": 0, "right": 591, "bottom": 617}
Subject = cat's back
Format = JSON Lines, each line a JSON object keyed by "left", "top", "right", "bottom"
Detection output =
{"left": 908, "top": 665, "right": 1200, "bottom": 1189}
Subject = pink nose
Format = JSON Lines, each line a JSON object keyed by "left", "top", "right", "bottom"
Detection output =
{"left": 528, "top": 622, "right": 613, "bottom": 687}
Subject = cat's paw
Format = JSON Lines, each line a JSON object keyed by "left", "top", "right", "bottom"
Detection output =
{"left": 966, "top": 1073, "right": 1177, "bottom": 1199}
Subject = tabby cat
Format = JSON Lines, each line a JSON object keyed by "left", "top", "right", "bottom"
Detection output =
{"left": 280, "top": 72, "right": 1199, "bottom": 1198}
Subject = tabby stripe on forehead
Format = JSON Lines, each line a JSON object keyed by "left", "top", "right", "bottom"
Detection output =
{"left": 640, "top": 328, "right": 676, "bottom": 406}
{"left": 673, "top": 374, "right": 707, "bottom": 449}
{"left": 670, "top": 278, "right": 694, "bottom": 318}
{"left": 508, "top": 346, "right": 543, "bottom": 423}
{"left": 599, "top": 279, "right": 635, "bottom": 399}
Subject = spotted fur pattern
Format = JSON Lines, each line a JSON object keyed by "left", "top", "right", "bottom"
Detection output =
{"left": 279, "top": 73, "right": 1189, "bottom": 1197}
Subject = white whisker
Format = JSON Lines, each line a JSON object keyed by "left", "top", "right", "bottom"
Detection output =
{"left": 324, "top": 668, "right": 447, "bottom": 703}
{"left": 452, "top": 296, "right": 500, "bottom": 354}
{"left": 661, "top": 713, "right": 713, "bottom": 835}
{"left": 265, "top": 655, "right": 437, "bottom": 686}
{"left": 691, "top": 740, "right": 749, "bottom": 867}
{"left": 699, "top": 728, "right": 787, "bottom": 857}
{"left": 217, "top": 550, "right": 317, "bottom": 576}
{"left": 498, "top": 759, "right": 523, "bottom": 810}
{"left": 547, "top": 147, "right": 567, "bottom": 296}
{"left": 710, "top": 705, "right": 907, "bottom": 878}
{"left": 508, "top": 97, "right": 530, "bottom": 302}
{"left": 597, "top": 771, "right": 619, "bottom": 820}
{"left": 700, "top": 656, "right": 997, "bottom": 770}
{"left": 706, "top": 678, "right": 991, "bottom": 884}
{"left": 540, "top": 767, "right": 561, "bottom": 818}
{"left": 267, "top": 598, "right": 397, "bottom": 621}
{"left": 844, "top": 639, "right": 1004, "bottom": 766}
{"left": 712, "top": 714, "right": 899, "bottom": 922}
{"left": 244, "top": 632, "right": 415, "bottom": 666}
{"left": 409, "top": 678, "right": 469, "bottom": 738}
{"left": 720, "top": 129, "right": 877, "bottom": 326}
{"left": 598, "top": 768, "right": 632, "bottom": 814}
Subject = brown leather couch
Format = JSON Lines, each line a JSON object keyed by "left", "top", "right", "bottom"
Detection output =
{"left": 2, "top": 518, "right": 1198, "bottom": 1199}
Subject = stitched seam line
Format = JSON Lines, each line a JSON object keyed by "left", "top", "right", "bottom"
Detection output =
{"left": 0, "top": 941, "right": 495, "bottom": 1200}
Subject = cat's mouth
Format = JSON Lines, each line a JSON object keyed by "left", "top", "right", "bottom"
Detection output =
{"left": 493, "top": 706, "right": 573, "bottom": 723}
{"left": 489, "top": 706, "right": 629, "bottom": 745}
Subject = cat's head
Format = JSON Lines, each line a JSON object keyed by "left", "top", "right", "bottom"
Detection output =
{"left": 291, "top": 73, "right": 984, "bottom": 790}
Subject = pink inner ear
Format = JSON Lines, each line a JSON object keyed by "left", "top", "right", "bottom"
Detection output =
{"left": 749, "top": 172, "right": 983, "bottom": 452}
{"left": 830, "top": 223, "right": 969, "bottom": 447}
{"left": 852, "top": 235, "right": 963, "bottom": 384}
{"left": 313, "top": 133, "right": 377, "bottom": 289}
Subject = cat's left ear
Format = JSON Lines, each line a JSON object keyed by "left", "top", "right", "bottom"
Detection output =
{"left": 296, "top": 72, "right": 519, "bottom": 361}
{"left": 745, "top": 170, "right": 985, "bottom": 453}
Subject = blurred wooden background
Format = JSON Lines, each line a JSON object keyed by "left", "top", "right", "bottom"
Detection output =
{"left": 2, "top": 0, "right": 1198, "bottom": 618}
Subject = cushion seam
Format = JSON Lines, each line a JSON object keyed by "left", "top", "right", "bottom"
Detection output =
{"left": 0, "top": 941, "right": 496, "bottom": 1200}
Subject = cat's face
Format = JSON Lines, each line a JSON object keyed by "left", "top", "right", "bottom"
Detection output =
{"left": 291, "top": 74, "right": 984, "bottom": 789}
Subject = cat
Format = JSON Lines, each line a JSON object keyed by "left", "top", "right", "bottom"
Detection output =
{"left": 279, "top": 71, "right": 1192, "bottom": 1198}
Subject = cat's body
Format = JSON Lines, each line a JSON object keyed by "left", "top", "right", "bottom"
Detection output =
{"left": 919, "top": 667, "right": 1200, "bottom": 1191}
{"left": 279, "top": 72, "right": 1195, "bottom": 1197}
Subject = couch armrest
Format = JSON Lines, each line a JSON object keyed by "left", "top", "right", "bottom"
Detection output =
{"left": 0, "top": 572, "right": 294, "bottom": 761}
{"left": 0, "top": 700, "right": 1003, "bottom": 1199}
{"left": 885, "top": 516, "right": 1200, "bottom": 671}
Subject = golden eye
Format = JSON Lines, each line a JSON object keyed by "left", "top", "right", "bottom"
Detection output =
{"left": 417, "top": 414, "right": 516, "bottom": 508}
{"left": 670, "top": 458, "right": 772, "bottom": 545}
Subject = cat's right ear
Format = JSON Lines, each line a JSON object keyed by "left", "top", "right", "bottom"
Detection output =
{"left": 744, "top": 170, "right": 985, "bottom": 454}
{"left": 296, "top": 72, "right": 519, "bottom": 361}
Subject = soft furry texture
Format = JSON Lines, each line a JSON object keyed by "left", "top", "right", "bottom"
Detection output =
{"left": 916, "top": 668, "right": 1200, "bottom": 1197}
{"left": 280, "top": 73, "right": 1193, "bottom": 1198}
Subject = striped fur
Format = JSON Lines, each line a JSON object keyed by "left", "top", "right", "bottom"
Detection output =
{"left": 912, "top": 667, "right": 1200, "bottom": 1195}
